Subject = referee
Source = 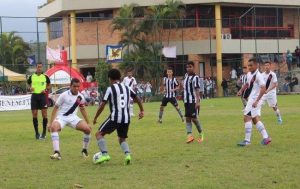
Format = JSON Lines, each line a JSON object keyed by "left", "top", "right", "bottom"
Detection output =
{"left": 27, "top": 62, "right": 51, "bottom": 140}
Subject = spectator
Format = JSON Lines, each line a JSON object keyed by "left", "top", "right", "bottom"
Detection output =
{"left": 230, "top": 67, "right": 237, "bottom": 80}
{"left": 289, "top": 76, "right": 298, "bottom": 92}
{"left": 221, "top": 78, "right": 229, "bottom": 97}
{"left": 86, "top": 72, "right": 93, "bottom": 82}
{"left": 205, "top": 77, "right": 213, "bottom": 99}
{"left": 90, "top": 88, "right": 98, "bottom": 106}
{"left": 0, "top": 87, "right": 3, "bottom": 95}
{"left": 136, "top": 81, "right": 145, "bottom": 101}
{"left": 286, "top": 50, "right": 293, "bottom": 72}
{"left": 82, "top": 88, "right": 92, "bottom": 104}
{"left": 295, "top": 46, "right": 300, "bottom": 67}
{"left": 144, "top": 81, "right": 152, "bottom": 103}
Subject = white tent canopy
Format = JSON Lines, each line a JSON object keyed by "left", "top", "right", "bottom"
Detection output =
{"left": 0, "top": 65, "right": 26, "bottom": 81}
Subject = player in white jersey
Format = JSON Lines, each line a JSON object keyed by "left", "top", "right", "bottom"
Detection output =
{"left": 261, "top": 61, "right": 282, "bottom": 124}
{"left": 237, "top": 58, "right": 272, "bottom": 146}
{"left": 93, "top": 69, "right": 144, "bottom": 165}
{"left": 48, "top": 78, "right": 91, "bottom": 160}
{"left": 158, "top": 67, "right": 184, "bottom": 124}
{"left": 122, "top": 70, "right": 137, "bottom": 116}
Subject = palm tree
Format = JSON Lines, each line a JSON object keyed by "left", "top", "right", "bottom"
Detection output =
{"left": 0, "top": 32, "right": 31, "bottom": 73}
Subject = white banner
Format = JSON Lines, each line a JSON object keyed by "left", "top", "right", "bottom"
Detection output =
{"left": 0, "top": 95, "right": 31, "bottom": 111}
{"left": 46, "top": 47, "right": 61, "bottom": 62}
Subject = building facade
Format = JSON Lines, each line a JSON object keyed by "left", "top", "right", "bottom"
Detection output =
{"left": 38, "top": 0, "right": 300, "bottom": 95}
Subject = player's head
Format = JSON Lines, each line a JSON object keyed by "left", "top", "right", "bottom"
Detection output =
{"left": 242, "top": 66, "right": 248, "bottom": 74}
{"left": 108, "top": 69, "right": 121, "bottom": 83}
{"left": 70, "top": 78, "right": 81, "bottom": 95}
{"left": 264, "top": 61, "right": 271, "bottom": 72}
{"left": 166, "top": 67, "right": 174, "bottom": 77}
{"left": 186, "top": 61, "right": 195, "bottom": 74}
{"left": 247, "top": 58, "right": 258, "bottom": 73}
{"left": 36, "top": 62, "right": 43, "bottom": 74}
{"left": 126, "top": 69, "right": 133, "bottom": 77}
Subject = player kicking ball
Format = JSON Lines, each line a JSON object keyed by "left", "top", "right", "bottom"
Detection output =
{"left": 158, "top": 67, "right": 184, "bottom": 124}
{"left": 183, "top": 61, "right": 204, "bottom": 143}
{"left": 93, "top": 69, "right": 144, "bottom": 165}
{"left": 261, "top": 61, "right": 283, "bottom": 124}
{"left": 237, "top": 58, "right": 272, "bottom": 147}
{"left": 48, "top": 78, "right": 91, "bottom": 160}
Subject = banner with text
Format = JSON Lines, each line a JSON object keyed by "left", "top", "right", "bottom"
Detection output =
{"left": 0, "top": 95, "right": 31, "bottom": 111}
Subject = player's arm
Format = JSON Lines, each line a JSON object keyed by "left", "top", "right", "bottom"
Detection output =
{"left": 132, "top": 89, "right": 144, "bottom": 119}
{"left": 45, "top": 75, "right": 51, "bottom": 91}
{"left": 266, "top": 82, "right": 278, "bottom": 94}
{"left": 253, "top": 76, "right": 266, "bottom": 108}
{"left": 237, "top": 83, "right": 249, "bottom": 96}
{"left": 79, "top": 106, "right": 90, "bottom": 124}
{"left": 93, "top": 101, "right": 107, "bottom": 124}
{"left": 27, "top": 75, "right": 34, "bottom": 92}
{"left": 194, "top": 77, "right": 201, "bottom": 108}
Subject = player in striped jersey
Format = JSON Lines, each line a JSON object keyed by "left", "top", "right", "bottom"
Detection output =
{"left": 122, "top": 70, "right": 137, "bottom": 117}
{"left": 93, "top": 69, "right": 144, "bottom": 165}
{"left": 48, "top": 78, "right": 91, "bottom": 160}
{"left": 239, "top": 66, "right": 248, "bottom": 107}
{"left": 183, "top": 61, "right": 204, "bottom": 143}
{"left": 237, "top": 58, "right": 271, "bottom": 146}
{"left": 261, "top": 61, "right": 282, "bottom": 124}
{"left": 158, "top": 67, "right": 184, "bottom": 123}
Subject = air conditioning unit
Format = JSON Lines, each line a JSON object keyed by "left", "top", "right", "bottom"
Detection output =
{"left": 221, "top": 33, "right": 232, "bottom": 40}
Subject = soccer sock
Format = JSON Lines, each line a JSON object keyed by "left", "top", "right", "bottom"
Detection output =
{"left": 177, "top": 109, "right": 184, "bottom": 119}
{"left": 256, "top": 121, "right": 269, "bottom": 139}
{"left": 51, "top": 132, "right": 60, "bottom": 152}
{"left": 130, "top": 104, "right": 134, "bottom": 115}
{"left": 120, "top": 141, "right": 130, "bottom": 155}
{"left": 193, "top": 119, "right": 202, "bottom": 134}
{"left": 275, "top": 109, "right": 282, "bottom": 119}
{"left": 82, "top": 134, "right": 91, "bottom": 150}
{"left": 244, "top": 121, "right": 252, "bottom": 142}
{"left": 186, "top": 122, "right": 192, "bottom": 135}
{"left": 159, "top": 110, "right": 163, "bottom": 120}
{"left": 33, "top": 118, "right": 39, "bottom": 135}
{"left": 97, "top": 138, "right": 108, "bottom": 155}
{"left": 42, "top": 118, "right": 48, "bottom": 136}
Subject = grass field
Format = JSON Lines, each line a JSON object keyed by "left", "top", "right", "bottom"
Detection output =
{"left": 0, "top": 95, "right": 300, "bottom": 189}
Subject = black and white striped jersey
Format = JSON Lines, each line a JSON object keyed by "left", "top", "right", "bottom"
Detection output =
{"left": 183, "top": 74, "right": 200, "bottom": 103}
{"left": 103, "top": 82, "right": 136, "bottom": 124}
{"left": 163, "top": 77, "right": 179, "bottom": 98}
{"left": 240, "top": 74, "right": 247, "bottom": 85}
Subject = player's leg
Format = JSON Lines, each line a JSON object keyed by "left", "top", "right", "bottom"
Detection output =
{"left": 75, "top": 120, "right": 92, "bottom": 158}
{"left": 49, "top": 120, "right": 63, "bottom": 160}
{"left": 117, "top": 124, "right": 131, "bottom": 165}
{"left": 172, "top": 98, "right": 184, "bottom": 122}
{"left": 40, "top": 93, "right": 48, "bottom": 139}
{"left": 185, "top": 103, "right": 194, "bottom": 143}
{"left": 158, "top": 97, "right": 167, "bottom": 123}
{"left": 238, "top": 101, "right": 253, "bottom": 146}
{"left": 252, "top": 116, "right": 271, "bottom": 145}
{"left": 31, "top": 95, "right": 40, "bottom": 139}
{"left": 268, "top": 95, "right": 282, "bottom": 124}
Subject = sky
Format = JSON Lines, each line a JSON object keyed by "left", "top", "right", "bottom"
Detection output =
{"left": 0, "top": 0, "right": 47, "bottom": 42}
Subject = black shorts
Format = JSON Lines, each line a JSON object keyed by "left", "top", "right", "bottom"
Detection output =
{"left": 184, "top": 103, "right": 198, "bottom": 118}
{"left": 98, "top": 118, "right": 129, "bottom": 138}
{"left": 31, "top": 93, "right": 48, "bottom": 110}
{"left": 161, "top": 97, "right": 178, "bottom": 107}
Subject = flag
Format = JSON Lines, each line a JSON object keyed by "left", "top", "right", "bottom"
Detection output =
{"left": 162, "top": 46, "right": 177, "bottom": 58}
{"left": 106, "top": 45, "right": 122, "bottom": 63}
{"left": 46, "top": 46, "right": 61, "bottom": 62}
{"left": 27, "top": 55, "right": 36, "bottom": 65}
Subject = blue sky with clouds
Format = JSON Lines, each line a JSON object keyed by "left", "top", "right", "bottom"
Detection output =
{"left": 0, "top": 0, "right": 47, "bottom": 42}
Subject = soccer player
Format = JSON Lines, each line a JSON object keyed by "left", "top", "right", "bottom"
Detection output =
{"left": 122, "top": 69, "right": 137, "bottom": 116}
{"left": 261, "top": 61, "right": 283, "bottom": 124}
{"left": 183, "top": 61, "right": 204, "bottom": 143}
{"left": 48, "top": 78, "right": 91, "bottom": 160}
{"left": 237, "top": 58, "right": 272, "bottom": 146}
{"left": 93, "top": 69, "right": 144, "bottom": 165}
{"left": 158, "top": 67, "right": 184, "bottom": 123}
{"left": 239, "top": 66, "right": 249, "bottom": 107}
{"left": 27, "top": 62, "right": 51, "bottom": 140}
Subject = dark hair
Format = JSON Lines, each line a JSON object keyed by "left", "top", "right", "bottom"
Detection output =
{"left": 264, "top": 61, "right": 271, "bottom": 64}
{"left": 167, "top": 67, "right": 174, "bottom": 71}
{"left": 248, "top": 58, "right": 257, "bottom": 63}
{"left": 186, "top": 61, "right": 194, "bottom": 67}
{"left": 108, "top": 69, "right": 121, "bottom": 80}
{"left": 126, "top": 69, "right": 133, "bottom": 73}
{"left": 36, "top": 62, "right": 42, "bottom": 66}
{"left": 71, "top": 78, "right": 80, "bottom": 85}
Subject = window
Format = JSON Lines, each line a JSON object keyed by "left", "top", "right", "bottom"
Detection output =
{"left": 198, "top": 6, "right": 215, "bottom": 27}
{"left": 76, "top": 10, "right": 113, "bottom": 23}
{"left": 164, "top": 55, "right": 188, "bottom": 76}
{"left": 133, "top": 7, "right": 144, "bottom": 18}
{"left": 49, "top": 19, "right": 63, "bottom": 40}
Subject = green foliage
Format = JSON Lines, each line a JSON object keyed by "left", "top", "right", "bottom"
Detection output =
{"left": 0, "top": 32, "right": 31, "bottom": 73}
{"left": 95, "top": 60, "right": 112, "bottom": 91}
{"left": 0, "top": 96, "right": 300, "bottom": 188}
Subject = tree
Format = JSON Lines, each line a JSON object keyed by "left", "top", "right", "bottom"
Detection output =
{"left": 0, "top": 32, "right": 31, "bottom": 73}
{"left": 95, "top": 60, "right": 112, "bottom": 93}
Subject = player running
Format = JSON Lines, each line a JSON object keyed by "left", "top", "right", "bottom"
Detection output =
{"left": 261, "top": 61, "right": 283, "bottom": 124}
{"left": 237, "top": 58, "right": 272, "bottom": 147}
{"left": 93, "top": 69, "right": 144, "bottom": 165}
{"left": 158, "top": 67, "right": 184, "bottom": 124}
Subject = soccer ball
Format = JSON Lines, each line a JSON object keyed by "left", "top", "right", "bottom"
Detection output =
{"left": 93, "top": 152, "right": 102, "bottom": 163}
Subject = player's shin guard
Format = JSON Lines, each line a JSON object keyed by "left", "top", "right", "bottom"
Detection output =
{"left": 83, "top": 134, "right": 91, "bottom": 150}
{"left": 186, "top": 122, "right": 192, "bottom": 135}
{"left": 244, "top": 121, "right": 252, "bottom": 142}
{"left": 177, "top": 109, "right": 183, "bottom": 119}
{"left": 256, "top": 121, "right": 268, "bottom": 139}
{"left": 97, "top": 138, "right": 108, "bottom": 155}
{"left": 159, "top": 110, "right": 163, "bottom": 120}
{"left": 120, "top": 141, "right": 130, "bottom": 155}
{"left": 51, "top": 132, "right": 60, "bottom": 152}
{"left": 275, "top": 109, "right": 282, "bottom": 119}
{"left": 193, "top": 119, "right": 202, "bottom": 133}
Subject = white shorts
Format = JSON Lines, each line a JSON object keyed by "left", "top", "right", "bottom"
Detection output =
{"left": 262, "top": 93, "right": 277, "bottom": 107}
{"left": 55, "top": 115, "right": 82, "bottom": 129}
{"left": 243, "top": 99, "right": 263, "bottom": 118}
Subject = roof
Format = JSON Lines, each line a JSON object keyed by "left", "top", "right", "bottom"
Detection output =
{"left": 0, "top": 65, "right": 26, "bottom": 82}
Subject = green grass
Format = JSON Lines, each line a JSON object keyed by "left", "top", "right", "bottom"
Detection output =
{"left": 0, "top": 95, "right": 300, "bottom": 189}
